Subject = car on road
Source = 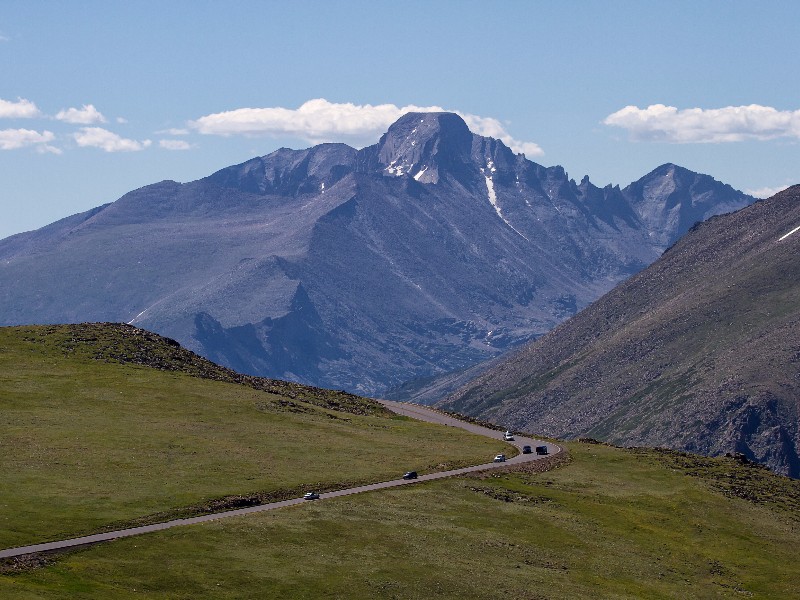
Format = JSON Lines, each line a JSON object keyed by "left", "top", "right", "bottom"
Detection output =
{"left": 522, "top": 445, "right": 532, "bottom": 454}
{"left": 493, "top": 453, "right": 506, "bottom": 462}
{"left": 535, "top": 446, "right": 549, "bottom": 455}
{"left": 303, "top": 492, "right": 320, "bottom": 500}
{"left": 402, "top": 471, "right": 418, "bottom": 480}
{"left": 503, "top": 430, "right": 515, "bottom": 441}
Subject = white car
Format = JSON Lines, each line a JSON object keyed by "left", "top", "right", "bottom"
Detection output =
{"left": 503, "top": 431, "right": 514, "bottom": 441}
{"left": 493, "top": 454, "right": 506, "bottom": 462}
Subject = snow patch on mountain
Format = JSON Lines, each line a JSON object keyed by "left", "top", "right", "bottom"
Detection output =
{"left": 385, "top": 159, "right": 412, "bottom": 177}
{"left": 482, "top": 166, "right": 529, "bottom": 241}
{"left": 778, "top": 224, "right": 800, "bottom": 241}
{"left": 127, "top": 307, "right": 149, "bottom": 325}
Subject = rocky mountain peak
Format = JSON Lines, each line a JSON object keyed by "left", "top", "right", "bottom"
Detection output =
{"left": 624, "top": 162, "right": 753, "bottom": 249}
{"left": 375, "top": 112, "right": 474, "bottom": 184}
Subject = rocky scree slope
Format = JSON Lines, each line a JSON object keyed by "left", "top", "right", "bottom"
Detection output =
{"left": 0, "top": 113, "right": 753, "bottom": 395}
{"left": 441, "top": 187, "right": 800, "bottom": 477}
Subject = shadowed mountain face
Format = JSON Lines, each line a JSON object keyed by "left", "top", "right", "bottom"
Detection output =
{"left": 440, "top": 186, "right": 800, "bottom": 477}
{"left": 0, "top": 113, "right": 754, "bottom": 395}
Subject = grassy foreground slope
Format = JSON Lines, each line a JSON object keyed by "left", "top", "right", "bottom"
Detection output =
{"left": 3, "top": 442, "right": 798, "bottom": 599}
{"left": 0, "top": 324, "right": 502, "bottom": 549}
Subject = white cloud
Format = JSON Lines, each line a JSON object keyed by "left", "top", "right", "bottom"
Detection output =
{"left": 56, "top": 104, "right": 107, "bottom": 124}
{"left": 73, "top": 127, "right": 151, "bottom": 152}
{"left": 190, "top": 98, "right": 544, "bottom": 156}
{"left": 459, "top": 113, "right": 544, "bottom": 157}
{"left": 0, "top": 33, "right": 9, "bottom": 42}
{"left": 116, "top": 117, "right": 128, "bottom": 124}
{"left": 159, "top": 139, "right": 192, "bottom": 150}
{"left": 156, "top": 127, "right": 189, "bottom": 136}
{"left": 604, "top": 104, "right": 800, "bottom": 143}
{"left": 0, "top": 97, "right": 41, "bottom": 119}
{"left": 38, "top": 145, "right": 62, "bottom": 155}
{"left": 0, "top": 128, "right": 58, "bottom": 153}
{"left": 745, "top": 185, "right": 789, "bottom": 199}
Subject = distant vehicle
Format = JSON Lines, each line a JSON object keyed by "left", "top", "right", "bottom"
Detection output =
{"left": 535, "top": 446, "right": 548, "bottom": 455}
{"left": 402, "top": 471, "right": 418, "bottom": 480}
{"left": 303, "top": 492, "right": 320, "bottom": 500}
{"left": 522, "top": 445, "right": 532, "bottom": 454}
{"left": 493, "top": 454, "right": 506, "bottom": 462}
{"left": 503, "top": 431, "right": 515, "bottom": 441}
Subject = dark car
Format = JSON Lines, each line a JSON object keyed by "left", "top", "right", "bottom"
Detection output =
{"left": 535, "top": 446, "right": 549, "bottom": 455}
{"left": 522, "top": 445, "right": 532, "bottom": 454}
{"left": 402, "top": 471, "right": 418, "bottom": 480}
{"left": 303, "top": 492, "right": 320, "bottom": 500}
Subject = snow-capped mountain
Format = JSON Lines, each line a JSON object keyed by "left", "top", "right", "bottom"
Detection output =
{"left": 0, "top": 113, "right": 754, "bottom": 394}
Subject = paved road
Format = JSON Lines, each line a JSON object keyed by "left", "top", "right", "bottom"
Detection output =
{"left": 0, "top": 400, "right": 560, "bottom": 559}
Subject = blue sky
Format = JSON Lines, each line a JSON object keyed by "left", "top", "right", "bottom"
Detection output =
{"left": 1, "top": 0, "right": 799, "bottom": 239}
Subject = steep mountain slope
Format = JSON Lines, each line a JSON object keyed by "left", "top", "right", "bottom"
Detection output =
{"left": 0, "top": 113, "right": 753, "bottom": 395}
{"left": 441, "top": 187, "right": 800, "bottom": 477}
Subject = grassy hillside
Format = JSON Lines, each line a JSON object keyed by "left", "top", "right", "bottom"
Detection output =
{"left": 0, "top": 324, "right": 502, "bottom": 549}
{"left": 3, "top": 440, "right": 798, "bottom": 599}
{"left": 3, "top": 323, "right": 797, "bottom": 598}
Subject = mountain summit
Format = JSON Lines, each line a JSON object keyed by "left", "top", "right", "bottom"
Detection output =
{"left": 0, "top": 113, "right": 754, "bottom": 394}
{"left": 373, "top": 112, "right": 474, "bottom": 184}
{"left": 625, "top": 162, "right": 754, "bottom": 247}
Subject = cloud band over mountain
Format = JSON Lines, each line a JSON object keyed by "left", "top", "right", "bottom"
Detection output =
{"left": 604, "top": 104, "right": 800, "bottom": 143}
{"left": 190, "top": 99, "right": 545, "bottom": 157}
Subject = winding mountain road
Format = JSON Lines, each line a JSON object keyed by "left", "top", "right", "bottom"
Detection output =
{"left": 0, "top": 400, "right": 560, "bottom": 559}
